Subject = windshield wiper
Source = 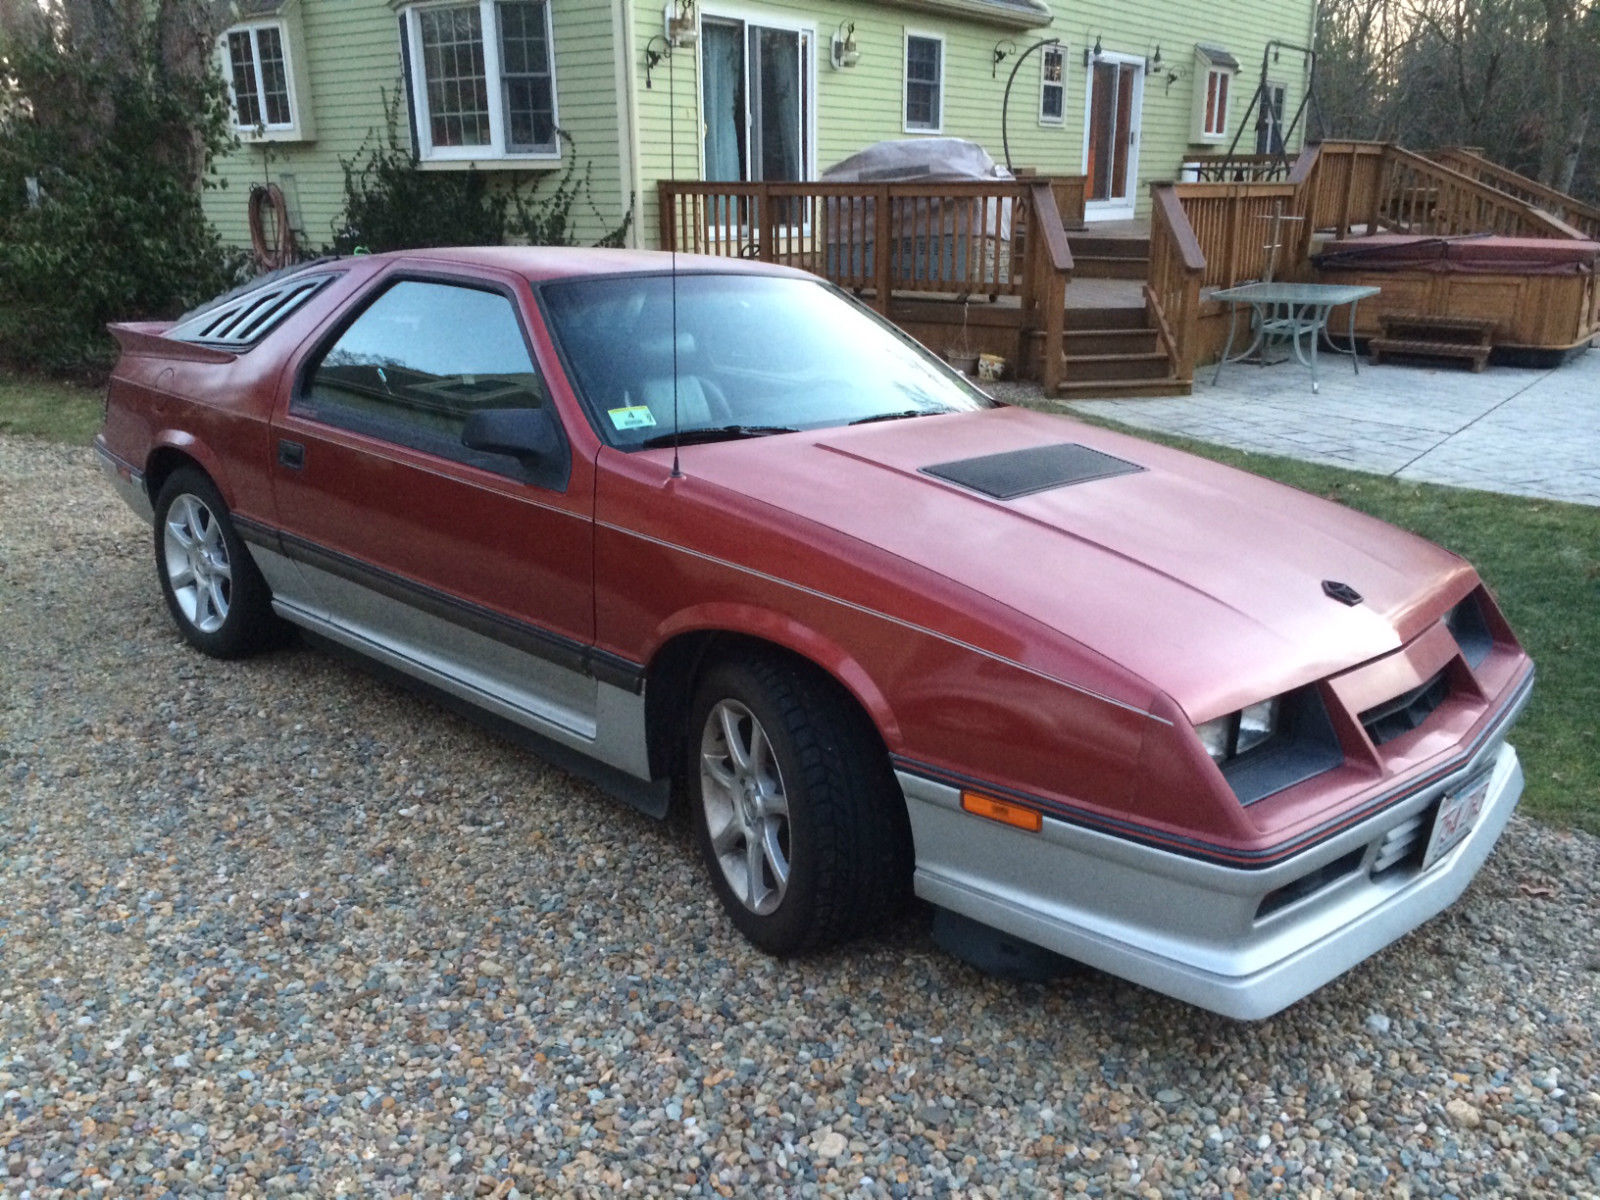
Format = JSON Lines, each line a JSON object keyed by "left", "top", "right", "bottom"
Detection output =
{"left": 848, "top": 408, "right": 945, "bottom": 426}
{"left": 637, "top": 424, "right": 799, "bottom": 449}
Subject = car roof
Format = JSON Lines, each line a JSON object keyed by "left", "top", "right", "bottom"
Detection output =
{"left": 372, "top": 245, "right": 814, "bottom": 283}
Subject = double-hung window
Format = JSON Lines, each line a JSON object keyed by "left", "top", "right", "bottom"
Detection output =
{"left": 904, "top": 34, "right": 943, "bottom": 133}
{"left": 225, "top": 23, "right": 296, "bottom": 133}
{"left": 402, "top": 0, "right": 560, "bottom": 162}
{"left": 1039, "top": 44, "right": 1065, "bottom": 125}
{"left": 1191, "top": 45, "right": 1239, "bottom": 144}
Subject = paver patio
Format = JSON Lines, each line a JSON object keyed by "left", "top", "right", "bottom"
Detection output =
{"left": 1067, "top": 346, "right": 1600, "bottom": 507}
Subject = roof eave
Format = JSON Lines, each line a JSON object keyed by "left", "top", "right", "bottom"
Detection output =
{"left": 877, "top": 0, "right": 1055, "bottom": 31}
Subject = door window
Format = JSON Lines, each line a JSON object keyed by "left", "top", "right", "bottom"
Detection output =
{"left": 1256, "top": 83, "right": 1287, "bottom": 155}
{"left": 297, "top": 279, "right": 550, "bottom": 475}
{"left": 1086, "top": 59, "right": 1140, "bottom": 205}
{"left": 702, "top": 18, "right": 809, "bottom": 183}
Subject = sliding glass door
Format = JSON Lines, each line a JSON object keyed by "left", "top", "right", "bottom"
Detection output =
{"left": 702, "top": 15, "right": 812, "bottom": 226}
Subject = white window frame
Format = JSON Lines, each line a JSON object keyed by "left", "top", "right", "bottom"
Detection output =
{"left": 1038, "top": 43, "right": 1065, "bottom": 126}
{"left": 221, "top": 21, "right": 301, "bottom": 138}
{"left": 401, "top": 0, "right": 562, "bottom": 166}
{"left": 1200, "top": 67, "right": 1231, "bottom": 139}
{"left": 902, "top": 30, "right": 944, "bottom": 134}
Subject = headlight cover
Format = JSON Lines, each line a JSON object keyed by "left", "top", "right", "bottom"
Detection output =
{"left": 1195, "top": 688, "right": 1345, "bottom": 806}
{"left": 1196, "top": 698, "right": 1282, "bottom": 765}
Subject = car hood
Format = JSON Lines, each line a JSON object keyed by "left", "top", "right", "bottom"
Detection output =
{"left": 679, "top": 406, "right": 1475, "bottom": 720}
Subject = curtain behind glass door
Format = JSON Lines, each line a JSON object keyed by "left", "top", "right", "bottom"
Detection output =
{"left": 702, "top": 20, "right": 745, "bottom": 182}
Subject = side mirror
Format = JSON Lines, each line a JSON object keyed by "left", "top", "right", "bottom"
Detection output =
{"left": 461, "top": 406, "right": 562, "bottom": 462}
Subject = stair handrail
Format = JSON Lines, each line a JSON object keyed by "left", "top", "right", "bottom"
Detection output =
{"left": 1426, "top": 147, "right": 1600, "bottom": 239}
{"left": 1026, "top": 180, "right": 1074, "bottom": 389}
{"left": 1146, "top": 183, "right": 1205, "bottom": 384}
{"left": 1378, "top": 145, "right": 1586, "bottom": 239}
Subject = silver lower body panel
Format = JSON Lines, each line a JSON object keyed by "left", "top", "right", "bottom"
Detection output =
{"left": 95, "top": 442, "right": 153, "bottom": 525}
{"left": 901, "top": 737, "right": 1524, "bottom": 1020}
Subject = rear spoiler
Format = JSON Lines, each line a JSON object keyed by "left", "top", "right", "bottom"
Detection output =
{"left": 107, "top": 321, "right": 238, "bottom": 364}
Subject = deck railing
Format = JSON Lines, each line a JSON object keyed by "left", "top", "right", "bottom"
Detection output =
{"left": 1180, "top": 153, "right": 1294, "bottom": 183}
{"left": 658, "top": 176, "right": 1079, "bottom": 386}
{"left": 1427, "top": 147, "right": 1600, "bottom": 240}
{"left": 1147, "top": 185, "right": 1204, "bottom": 385}
{"left": 1170, "top": 181, "right": 1303, "bottom": 289}
{"left": 1376, "top": 145, "right": 1580, "bottom": 238}
{"left": 1144, "top": 139, "right": 1589, "bottom": 386}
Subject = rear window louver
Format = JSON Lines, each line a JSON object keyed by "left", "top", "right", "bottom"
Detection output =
{"left": 169, "top": 275, "right": 335, "bottom": 349}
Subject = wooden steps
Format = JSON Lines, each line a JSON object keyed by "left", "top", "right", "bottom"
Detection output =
{"left": 1030, "top": 302, "right": 1190, "bottom": 397}
{"left": 1067, "top": 233, "right": 1151, "bottom": 280}
{"left": 1370, "top": 313, "right": 1494, "bottom": 371}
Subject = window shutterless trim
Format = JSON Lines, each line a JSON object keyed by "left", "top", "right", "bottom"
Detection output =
{"left": 232, "top": 514, "right": 645, "bottom": 693}
{"left": 399, "top": 0, "right": 562, "bottom": 163}
{"left": 902, "top": 30, "right": 945, "bottom": 133}
{"left": 1038, "top": 44, "right": 1065, "bottom": 126}
{"left": 223, "top": 21, "right": 299, "bottom": 133}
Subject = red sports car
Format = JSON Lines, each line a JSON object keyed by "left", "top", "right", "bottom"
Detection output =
{"left": 97, "top": 248, "right": 1533, "bottom": 1019}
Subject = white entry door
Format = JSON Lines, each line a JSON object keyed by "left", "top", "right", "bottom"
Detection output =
{"left": 1081, "top": 52, "right": 1144, "bottom": 221}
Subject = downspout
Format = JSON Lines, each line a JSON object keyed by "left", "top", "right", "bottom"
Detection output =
{"left": 1304, "top": 0, "right": 1321, "bottom": 148}
{"left": 616, "top": 0, "right": 645, "bottom": 248}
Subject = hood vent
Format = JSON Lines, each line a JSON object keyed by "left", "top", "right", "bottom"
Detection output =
{"left": 922, "top": 442, "right": 1143, "bottom": 500}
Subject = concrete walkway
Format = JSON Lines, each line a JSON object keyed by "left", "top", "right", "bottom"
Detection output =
{"left": 1068, "top": 346, "right": 1600, "bottom": 507}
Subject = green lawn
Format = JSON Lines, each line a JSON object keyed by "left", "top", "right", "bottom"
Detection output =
{"left": 1065, "top": 413, "right": 1600, "bottom": 835}
{"left": 0, "top": 375, "right": 103, "bottom": 444}
{"left": 2, "top": 373, "right": 1594, "bottom": 831}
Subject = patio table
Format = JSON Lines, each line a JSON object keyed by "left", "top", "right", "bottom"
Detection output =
{"left": 1211, "top": 282, "right": 1381, "bottom": 393}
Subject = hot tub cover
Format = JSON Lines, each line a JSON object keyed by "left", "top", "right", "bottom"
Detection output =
{"left": 1315, "top": 234, "right": 1599, "bottom": 275}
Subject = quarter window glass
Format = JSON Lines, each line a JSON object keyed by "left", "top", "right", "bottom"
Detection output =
{"left": 300, "top": 280, "right": 548, "bottom": 472}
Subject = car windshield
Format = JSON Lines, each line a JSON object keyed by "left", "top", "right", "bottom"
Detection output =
{"left": 539, "top": 273, "right": 994, "bottom": 448}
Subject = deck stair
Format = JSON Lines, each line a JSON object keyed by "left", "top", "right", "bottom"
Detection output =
{"left": 1066, "top": 232, "right": 1151, "bottom": 280}
{"left": 1369, "top": 313, "right": 1495, "bottom": 371}
{"left": 1040, "top": 303, "right": 1189, "bottom": 398}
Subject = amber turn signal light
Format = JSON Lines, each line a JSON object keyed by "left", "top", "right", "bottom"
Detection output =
{"left": 960, "top": 790, "right": 1042, "bottom": 832}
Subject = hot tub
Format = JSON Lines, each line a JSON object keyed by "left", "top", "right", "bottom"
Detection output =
{"left": 1312, "top": 234, "right": 1600, "bottom": 360}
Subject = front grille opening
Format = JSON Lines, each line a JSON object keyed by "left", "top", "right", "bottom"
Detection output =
{"left": 1360, "top": 670, "right": 1449, "bottom": 746}
{"left": 1256, "top": 848, "right": 1365, "bottom": 920}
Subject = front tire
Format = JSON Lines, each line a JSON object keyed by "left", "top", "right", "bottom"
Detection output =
{"left": 153, "top": 467, "right": 282, "bottom": 658}
{"left": 688, "top": 652, "right": 911, "bottom": 955}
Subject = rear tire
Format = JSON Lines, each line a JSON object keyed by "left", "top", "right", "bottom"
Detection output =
{"left": 688, "top": 651, "right": 911, "bottom": 955}
{"left": 153, "top": 467, "right": 283, "bottom": 659}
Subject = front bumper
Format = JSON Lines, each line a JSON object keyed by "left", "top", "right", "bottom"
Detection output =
{"left": 95, "top": 438, "right": 153, "bottom": 525}
{"left": 901, "top": 699, "right": 1527, "bottom": 1020}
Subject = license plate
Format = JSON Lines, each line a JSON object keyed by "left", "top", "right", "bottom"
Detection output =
{"left": 1422, "top": 773, "right": 1493, "bottom": 871}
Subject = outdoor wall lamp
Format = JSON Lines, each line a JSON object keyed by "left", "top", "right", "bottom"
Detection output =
{"left": 1147, "top": 43, "right": 1163, "bottom": 72}
{"left": 992, "top": 39, "right": 1016, "bottom": 79}
{"left": 831, "top": 21, "right": 860, "bottom": 69}
{"left": 1084, "top": 34, "right": 1102, "bottom": 67}
{"left": 665, "top": 0, "right": 697, "bottom": 48}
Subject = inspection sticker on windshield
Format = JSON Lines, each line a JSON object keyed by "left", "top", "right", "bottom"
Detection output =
{"left": 608, "top": 406, "right": 657, "bottom": 431}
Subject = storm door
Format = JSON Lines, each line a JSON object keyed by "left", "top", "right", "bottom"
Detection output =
{"left": 1082, "top": 53, "right": 1144, "bottom": 220}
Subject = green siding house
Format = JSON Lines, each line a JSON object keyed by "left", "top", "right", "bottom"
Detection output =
{"left": 207, "top": 0, "right": 1317, "bottom": 251}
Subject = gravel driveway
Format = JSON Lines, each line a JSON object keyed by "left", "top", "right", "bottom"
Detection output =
{"left": 3, "top": 435, "right": 1598, "bottom": 1198}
